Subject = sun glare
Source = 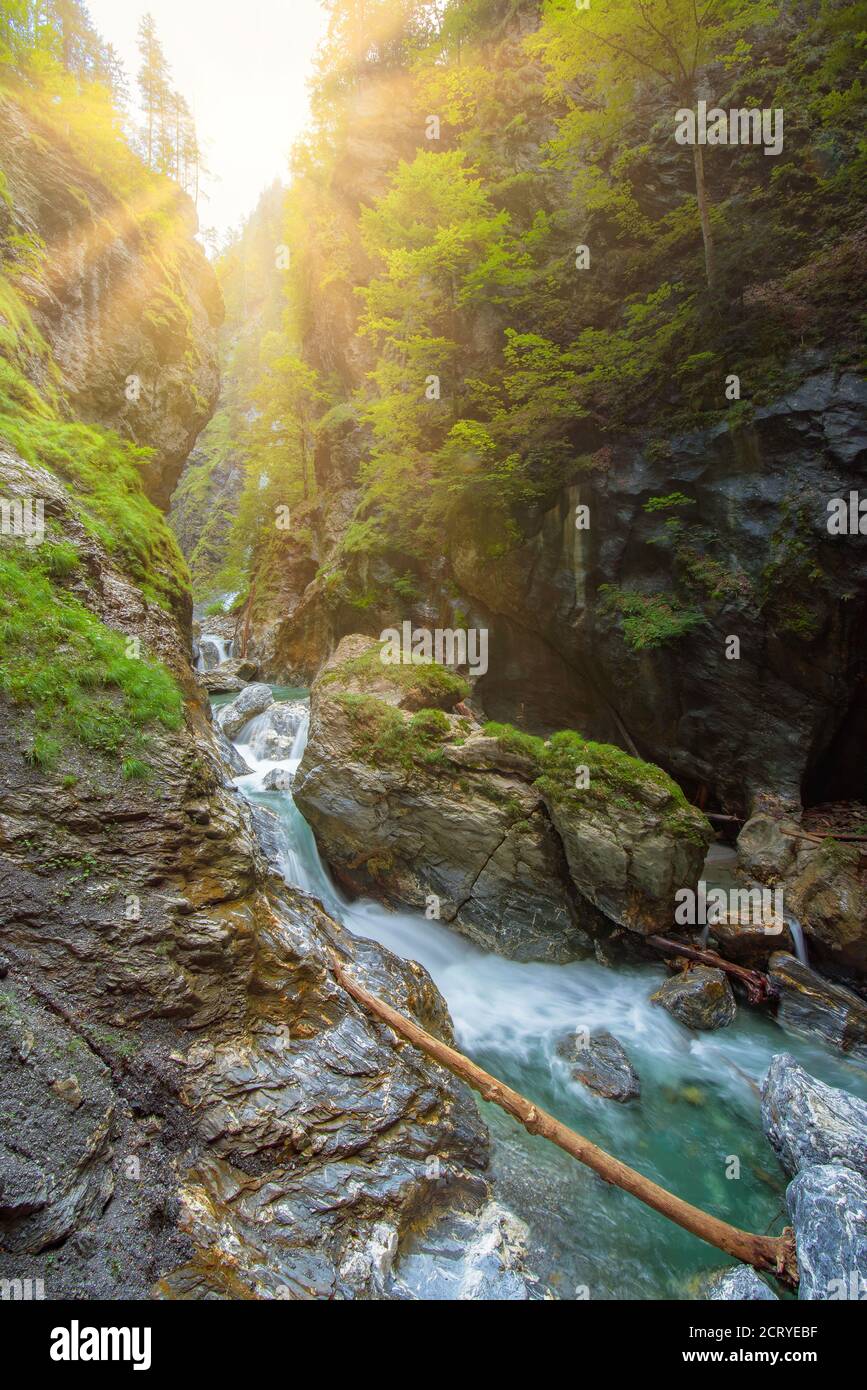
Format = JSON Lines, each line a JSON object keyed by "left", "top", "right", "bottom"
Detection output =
{"left": 85, "top": 0, "right": 328, "bottom": 239}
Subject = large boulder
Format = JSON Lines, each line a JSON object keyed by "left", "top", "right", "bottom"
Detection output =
{"left": 294, "top": 637, "right": 711, "bottom": 962}
{"left": 650, "top": 967, "right": 736, "bottom": 1030}
{"left": 762, "top": 1054, "right": 867, "bottom": 1179}
{"left": 768, "top": 953, "right": 867, "bottom": 1063}
{"left": 785, "top": 840, "right": 867, "bottom": 976}
{"left": 737, "top": 814, "right": 798, "bottom": 881}
{"left": 198, "top": 669, "right": 246, "bottom": 694}
{"left": 218, "top": 684, "right": 275, "bottom": 740}
{"left": 787, "top": 1164, "right": 867, "bottom": 1300}
{"left": 738, "top": 817, "right": 867, "bottom": 976}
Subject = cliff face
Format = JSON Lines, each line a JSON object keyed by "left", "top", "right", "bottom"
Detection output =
{"left": 226, "top": 4, "right": 866, "bottom": 824}
{"left": 246, "top": 363, "right": 867, "bottom": 816}
{"left": 0, "top": 93, "right": 222, "bottom": 510}
{"left": 0, "top": 99, "right": 498, "bottom": 1298}
{"left": 455, "top": 367, "right": 867, "bottom": 813}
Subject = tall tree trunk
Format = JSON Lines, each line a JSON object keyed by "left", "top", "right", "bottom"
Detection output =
{"left": 692, "top": 142, "right": 716, "bottom": 290}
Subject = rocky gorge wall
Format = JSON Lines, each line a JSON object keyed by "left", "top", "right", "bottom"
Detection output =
{"left": 0, "top": 98, "right": 505, "bottom": 1299}
{"left": 244, "top": 362, "right": 867, "bottom": 820}
{"left": 0, "top": 93, "right": 223, "bottom": 513}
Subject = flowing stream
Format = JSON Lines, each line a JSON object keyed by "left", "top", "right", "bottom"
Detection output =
{"left": 223, "top": 685, "right": 867, "bottom": 1299}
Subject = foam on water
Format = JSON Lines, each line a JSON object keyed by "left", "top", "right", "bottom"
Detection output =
{"left": 228, "top": 694, "right": 867, "bottom": 1297}
{"left": 196, "top": 633, "right": 233, "bottom": 671}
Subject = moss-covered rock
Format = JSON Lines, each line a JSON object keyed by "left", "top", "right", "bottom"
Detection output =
{"left": 295, "top": 636, "right": 712, "bottom": 958}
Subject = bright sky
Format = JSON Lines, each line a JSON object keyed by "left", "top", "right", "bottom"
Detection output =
{"left": 86, "top": 0, "right": 328, "bottom": 243}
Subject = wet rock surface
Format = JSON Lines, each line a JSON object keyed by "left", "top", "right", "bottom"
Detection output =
{"left": 787, "top": 1164, "right": 867, "bottom": 1300}
{"left": 555, "top": 1029, "right": 640, "bottom": 1102}
{"left": 702, "top": 1266, "right": 778, "bottom": 1300}
{"left": 218, "top": 684, "right": 275, "bottom": 740}
{"left": 451, "top": 370, "right": 867, "bottom": 814}
{"left": 768, "top": 953, "right": 867, "bottom": 1064}
{"left": 0, "top": 461, "right": 508, "bottom": 1300}
{"left": 738, "top": 814, "right": 867, "bottom": 975}
{"left": 650, "top": 967, "right": 737, "bottom": 1031}
{"left": 762, "top": 1054, "right": 867, "bottom": 1179}
{"left": 295, "top": 636, "right": 709, "bottom": 962}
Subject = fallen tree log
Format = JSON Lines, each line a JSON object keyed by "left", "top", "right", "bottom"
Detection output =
{"left": 646, "top": 934, "right": 775, "bottom": 1005}
{"left": 331, "top": 957, "right": 798, "bottom": 1290}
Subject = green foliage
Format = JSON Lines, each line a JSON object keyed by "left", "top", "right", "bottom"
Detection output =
{"left": 599, "top": 585, "right": 706, "bottom": 650}
{"left": 643, "top": 493, "right": 695, "bottom": 514}
{"left": 335, "top": 693, "right": 452, "bottom": 770}
{"left": 322, "top": 644, "right": 469, "bottom": 708}
{"left": 243, "top": 0, "right": 866, "bottom": 594}
{"left": 0, "top": 546, "right": 182, "bottom": 761}
{"left": 0, "top": 388, "right": 189, "bottom": 612}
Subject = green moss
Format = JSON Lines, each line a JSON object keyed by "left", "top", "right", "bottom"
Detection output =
{"left": 759, "top": 502, "right": 825, "bottom": 641}
{"left": 335, "top": 693, "right": 455, "bottom": 771}
{"left": 599, "top": 585, "right": 706, "bottom": 650}
{"left": 0, "top": 400, "right": 189, "bottom": 612}
{"left": 535, "top": 729, "right": 709, "bottom": 843}
{"left": 0, "top": 547, "right": 183, "bottom": 762}
{"left": 481, "top": 721, "right": 546, "bottom": 766}
{"left": 674, "top": 546, "right": 752, "bottom": 604}
{"left": 322, "top": 644, "right": 469, "bottom": 708}
{"left": 409, "top": 707, "right": 451, "bottom": 741}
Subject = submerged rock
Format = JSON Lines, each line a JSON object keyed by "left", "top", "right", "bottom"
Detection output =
{"left": 787, "top": 1164, "right": 867, "bottom": 1300}
{"left": 761, "top": 1054, "right": 867, "bottom": 1179}
{"left": 218, "top": 683, "right": 274, "bottom": 739}
{"left": 702, "top": 1266, "right": 778, "bottom": 1300}
{"left": 261, "top": 767, "right": 295, "bottom": 792}
{"left": 555, "top": 1029, "right": 640, "bottom": 1102}
{"left": 768, "top": 953, "right": 867, "bottom": 1064}
{"left": 650, "top": 966, "right": 736, "bottom": 1030}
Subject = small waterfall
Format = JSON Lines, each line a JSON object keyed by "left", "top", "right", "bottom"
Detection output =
{"left": 787, "top": 916, "right": 810, "bottom": 966}
{"left": 196, "top": 634, "right": 234, "bottom": 671}
{"left": 289, "top": 709, "right": 310, "bottom": 762}
{"left": 215, "top": 686, "right": 867, "bottom": 1299}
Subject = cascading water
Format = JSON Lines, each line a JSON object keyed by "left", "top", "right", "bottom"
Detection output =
{"left": 196, "top": 634, "right": 234, "bottom": 671}
{"left": 226, "top": 692, "right": 867, "bottom": 1298}
{"left": 787, "top": 917, "right": 810, "bottom": 967}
